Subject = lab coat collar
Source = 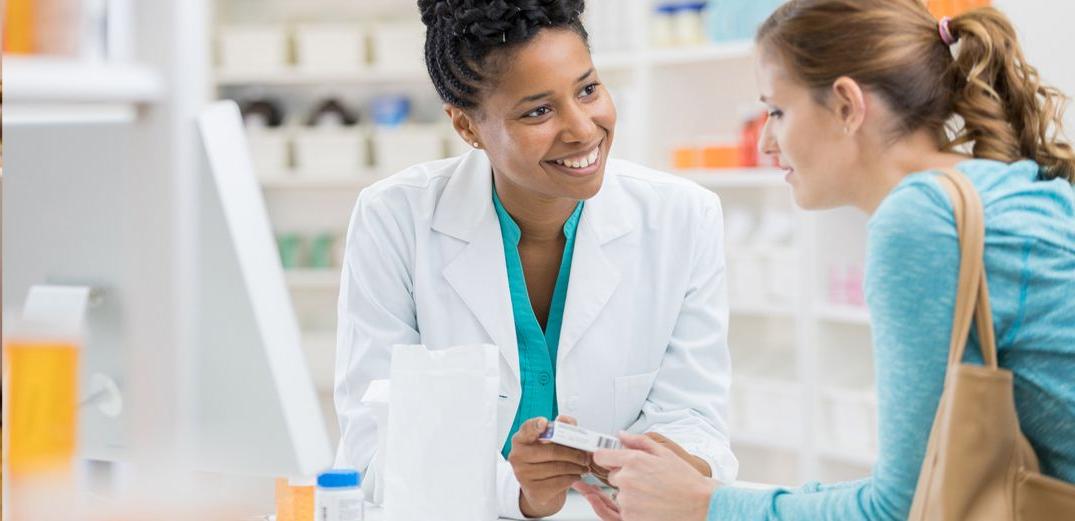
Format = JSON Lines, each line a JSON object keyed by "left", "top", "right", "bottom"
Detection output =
{"left": 434, "top": 150, "right": 634, "bottom": 380}
{"left": 431, "top": 149, "right": 634, "bottom": 245}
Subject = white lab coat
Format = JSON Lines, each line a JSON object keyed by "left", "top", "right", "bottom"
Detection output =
{"left": 334, "top": 150, "right": 737, "bottom": 519}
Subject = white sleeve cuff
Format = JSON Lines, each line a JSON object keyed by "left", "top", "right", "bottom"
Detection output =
{"left": 497, "top": 456, "right": 528, "bottom": 519}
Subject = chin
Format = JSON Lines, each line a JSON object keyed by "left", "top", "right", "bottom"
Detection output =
{"left": 575, "top": 168, "right": 606, "bottom": 200}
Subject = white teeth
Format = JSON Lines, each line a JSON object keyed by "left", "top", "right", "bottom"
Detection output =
{"left": 554, "top": 147, "right": 600, "bottom": 169}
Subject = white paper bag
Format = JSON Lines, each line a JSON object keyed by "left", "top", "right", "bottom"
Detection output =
{"left": 384, "top": 344, "right": 499, "bottom": 521}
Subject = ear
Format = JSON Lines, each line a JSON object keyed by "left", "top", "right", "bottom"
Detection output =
{"left": 830, "top": 76, "right": 866, "bottom": 135}
{"left": 445, "top": 103, "right": 482, "bottom": 148}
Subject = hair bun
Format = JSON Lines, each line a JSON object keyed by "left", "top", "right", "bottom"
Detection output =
{"left": 419, "top": 0, "right": 584, "bottom": 45}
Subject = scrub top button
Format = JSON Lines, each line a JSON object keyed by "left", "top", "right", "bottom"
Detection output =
{"left": 566, "top": 396, "right": 580, "bottom": 411}
{"left": 539, "top": 372, "right": 550, "bottom": 386}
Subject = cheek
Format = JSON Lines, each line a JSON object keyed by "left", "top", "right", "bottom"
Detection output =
{"left": 593, "top": 97, "right": 617, "bottom": 131}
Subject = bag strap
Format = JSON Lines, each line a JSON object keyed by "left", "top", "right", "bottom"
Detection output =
{"left": 936, "top": 169, "right": 998, "bottom": 369}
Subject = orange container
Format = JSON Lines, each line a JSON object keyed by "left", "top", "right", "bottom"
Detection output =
{"left": 276, "top": 477, "right": 315, "bottom": 521}
{"left": 701, "top": 145, "right": 741, "bottom": 169}
{"left": 672, "top": 146, "right": 701, "bottom": 170}
{"left": 3, "top": 0, "right": 36, "bottom": 54}
{"left": 3, "top": 338, "right": 79, "bottom": 477}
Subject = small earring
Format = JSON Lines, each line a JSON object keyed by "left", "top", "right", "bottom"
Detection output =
{"left": 473, "top": 141, "right": 480, "bottom": 148}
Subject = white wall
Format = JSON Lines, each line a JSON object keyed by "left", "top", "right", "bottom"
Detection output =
{"left": 993, "top": 0, "right": 1075, "bottom": 133}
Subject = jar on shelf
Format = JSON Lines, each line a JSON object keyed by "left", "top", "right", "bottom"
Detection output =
{"left": 652, "top": 3, "right": 679, "bottom": 48}
{"left": 675, "top": 2, "right": 709, "bottom": 46}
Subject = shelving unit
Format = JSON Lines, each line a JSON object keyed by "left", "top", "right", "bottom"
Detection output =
{"left": 210, "top": 0, "right": 879, "bottom": 485}
{"left": 5, "top": 56, "right": 164, "bottom": 125}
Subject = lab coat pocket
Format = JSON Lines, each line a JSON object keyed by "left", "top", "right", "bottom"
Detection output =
{"left": 613, "top": 370, "right": 659, "bottom": 429}
{"left": 497, "top": 392, "right": 517, "bottom": 447}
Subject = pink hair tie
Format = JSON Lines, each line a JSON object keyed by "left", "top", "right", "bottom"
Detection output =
{"left": 938, "top": 16, "right": 957, "bottom": 46}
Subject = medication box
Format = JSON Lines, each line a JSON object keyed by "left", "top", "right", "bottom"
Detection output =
{"left": 539, "top": 421, "right": 622, "bottom": 453}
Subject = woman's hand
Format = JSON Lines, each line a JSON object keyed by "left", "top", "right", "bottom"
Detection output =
{"left": 588, "top": 431, "right": 711, "bottom": 486}
{"left": 584, "top": 433, "right": 719, "bottom": 521}
{"left": 509, "top": 415, "right": 591, "bottom": 518}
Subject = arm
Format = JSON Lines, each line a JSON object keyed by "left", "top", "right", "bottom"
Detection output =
{"left": 707, "top": 181, "right": 961, "bottom": 521}
{"left": 627, "top": 192, "right": 738, "bottom": 483}
{"left": 333, "top": 191, "right": 419, "bottom": 501}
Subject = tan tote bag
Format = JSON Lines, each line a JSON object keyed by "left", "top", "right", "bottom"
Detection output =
{"left": 907, "top": 169, "right": 1075, "bottom": 520}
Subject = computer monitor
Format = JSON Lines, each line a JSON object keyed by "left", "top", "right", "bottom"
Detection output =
{"left": 2, "top": 101, "right": 332, "bottom": 479}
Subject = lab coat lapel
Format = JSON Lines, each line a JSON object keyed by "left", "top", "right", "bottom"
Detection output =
{"left": 556, "top": 170, "right": 632, "bottom": 365}
{"left": 434, "top": 151, "right": 521, "bottom": 382}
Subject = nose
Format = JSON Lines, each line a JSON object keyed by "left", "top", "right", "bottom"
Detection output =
{"left": 560, "top": 101, "right": 599, "bottom": 144}
{"left": 758, "top": 116, "right": 779, "bottom": 161}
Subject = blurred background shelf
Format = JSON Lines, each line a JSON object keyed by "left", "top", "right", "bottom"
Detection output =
{"left": 285, "top": 269, "right": 341, "bottom": 290}
{"left": 816, "top": 305, "right": 872, "bottom": 326}
{"left": 5, "top": 57, "right": 163, "bottom": 124}
{"left": 678, "top": 168, "right": 787, "bottom": 189}
{"left": 646, "top": 41, "right": 754, "bottom": 66}
{"left": 215, "top": 67, "right": 429, "bottom": 86}
{"left": 260, "top": 174, "right": 379, "bottom": 191}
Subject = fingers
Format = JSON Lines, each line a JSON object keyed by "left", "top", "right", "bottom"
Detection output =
{"left": 532, "top": 474, "right": 582, "bottom": 490}
{"left": 619, "top": 432, "right": 668, "bottom": 455}
{"left": 556, "top": 415, "right": 578, "bottom": 426}
{"left": 593, "top": 447, "right": 633, "bottom": 470}
{"left": 516, "top": 417, "right": 550, "bottom": 443}
{"left": 644, "top": 431, "right": 671, "bottom": 444}
{"left": 520, "top": 460, "right": 590, "bottom": 479}
{"left": 574, "top": 482, "right": 622, "bottom": 521}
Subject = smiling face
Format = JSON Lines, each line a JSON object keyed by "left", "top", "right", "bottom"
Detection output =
{"left": 755, "top": 51, "right": 862, "bottom": 210}
{"left": 450, "top": 28, "right": 616, "bottom": 202}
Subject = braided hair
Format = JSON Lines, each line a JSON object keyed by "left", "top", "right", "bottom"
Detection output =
{"left": 418, "top": 0, "right": 588, "bottom": 110}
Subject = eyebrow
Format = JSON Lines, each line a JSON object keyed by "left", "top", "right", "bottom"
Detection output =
{"left": 759, "top": 95, "right": 771, "bottom": 103}
{"left": 514, "top": 68, "right": 596, "bottom": 107}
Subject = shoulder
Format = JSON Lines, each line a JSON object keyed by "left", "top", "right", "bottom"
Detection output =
{"left": 351, "top": 155, "right": 462, "bottom": 219}
{"left": 606, "top": 158, "right": 723, "bottom": 226}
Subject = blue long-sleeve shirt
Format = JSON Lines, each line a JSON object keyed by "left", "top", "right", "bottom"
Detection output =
{"left": 709, "top": 159, "right": 1075, "bottom": 521}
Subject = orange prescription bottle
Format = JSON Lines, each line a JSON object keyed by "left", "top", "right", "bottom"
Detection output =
{"left": 3, "top": 335, "right": 79, "bottom": 477}
{"left": 3, "top": 0, "right": 35, "bottom": 54}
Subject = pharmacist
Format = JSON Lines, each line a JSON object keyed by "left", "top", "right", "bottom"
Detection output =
{"left": 333, "top": 1, "right": 737, "bottom": 519}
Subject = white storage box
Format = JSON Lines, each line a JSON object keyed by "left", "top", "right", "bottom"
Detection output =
{"left": 245, "top": 128, "right": 291, "bottom": 179}
{"left": 218, "top": 25, "right": 290, "bottom": 74}
{"left": 370, "top": 21, "right": 426, "bottom": 72}
{"left": 293, "top": 128, "right": 369, "bottom": 177}
{"left": 372, "top": 125, "right": 446, "bottom": 176}
{"left": 295, "top": 24, "right": 367, "bottom": 74}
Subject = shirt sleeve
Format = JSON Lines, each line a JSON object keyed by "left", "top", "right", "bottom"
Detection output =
{"left": 334, "top": 191, "right": 420, "bottom": 483}
{"left": 628, "top": 190, "right": 738, "bottom": 484}
{"left": 707, "top": 178, "right": 961, "bottom": 521}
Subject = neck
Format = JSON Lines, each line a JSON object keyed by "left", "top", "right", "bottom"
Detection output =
{"left": 492, "top": 169, "right": 577, "bottom": 243}
{"left": 855, "top": 129, "right": 969, "bottom": 214}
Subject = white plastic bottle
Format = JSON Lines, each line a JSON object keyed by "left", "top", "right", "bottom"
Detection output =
{"left": 315, "top": 469, "right": 364, "bottom": 521}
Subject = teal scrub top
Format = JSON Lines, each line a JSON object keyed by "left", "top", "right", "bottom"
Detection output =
{"left": 493, "top": 187, "right": 584, "bottom": 458}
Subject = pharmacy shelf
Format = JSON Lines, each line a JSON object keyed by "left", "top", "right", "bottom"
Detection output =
{"left": 215, "top": 67, "right": 429, "bottom": 86}
{"left": 731, "top": 303, "right": 796, "bottom": 319}
{"left": 819, "top": 446, "right": 877, "bottom": 468}
{"left": 816, "top": 304, "right": 872, "bottom": 326}
{"left": 302, "top": 330, "right": 338, "bottom": 391}
{"left": 645, "top": 41, "right": 754, "bottom": 66}
{"left": 214, "top": 42, "right": 754, "bottom": 87}
{"left": 285, "top": 269, "right": 341, "bottom": 290}
{"left": 731, "top": 431, "right": 799, "bottom": 452}
{"left": 260, "top": 174, "right": 379, "bottom": 191}
{"left": 5, "top": 56, "right": 163, "bottom": 124}
{"left": 677, "top": 168, "right": 788, "bottom": 189}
